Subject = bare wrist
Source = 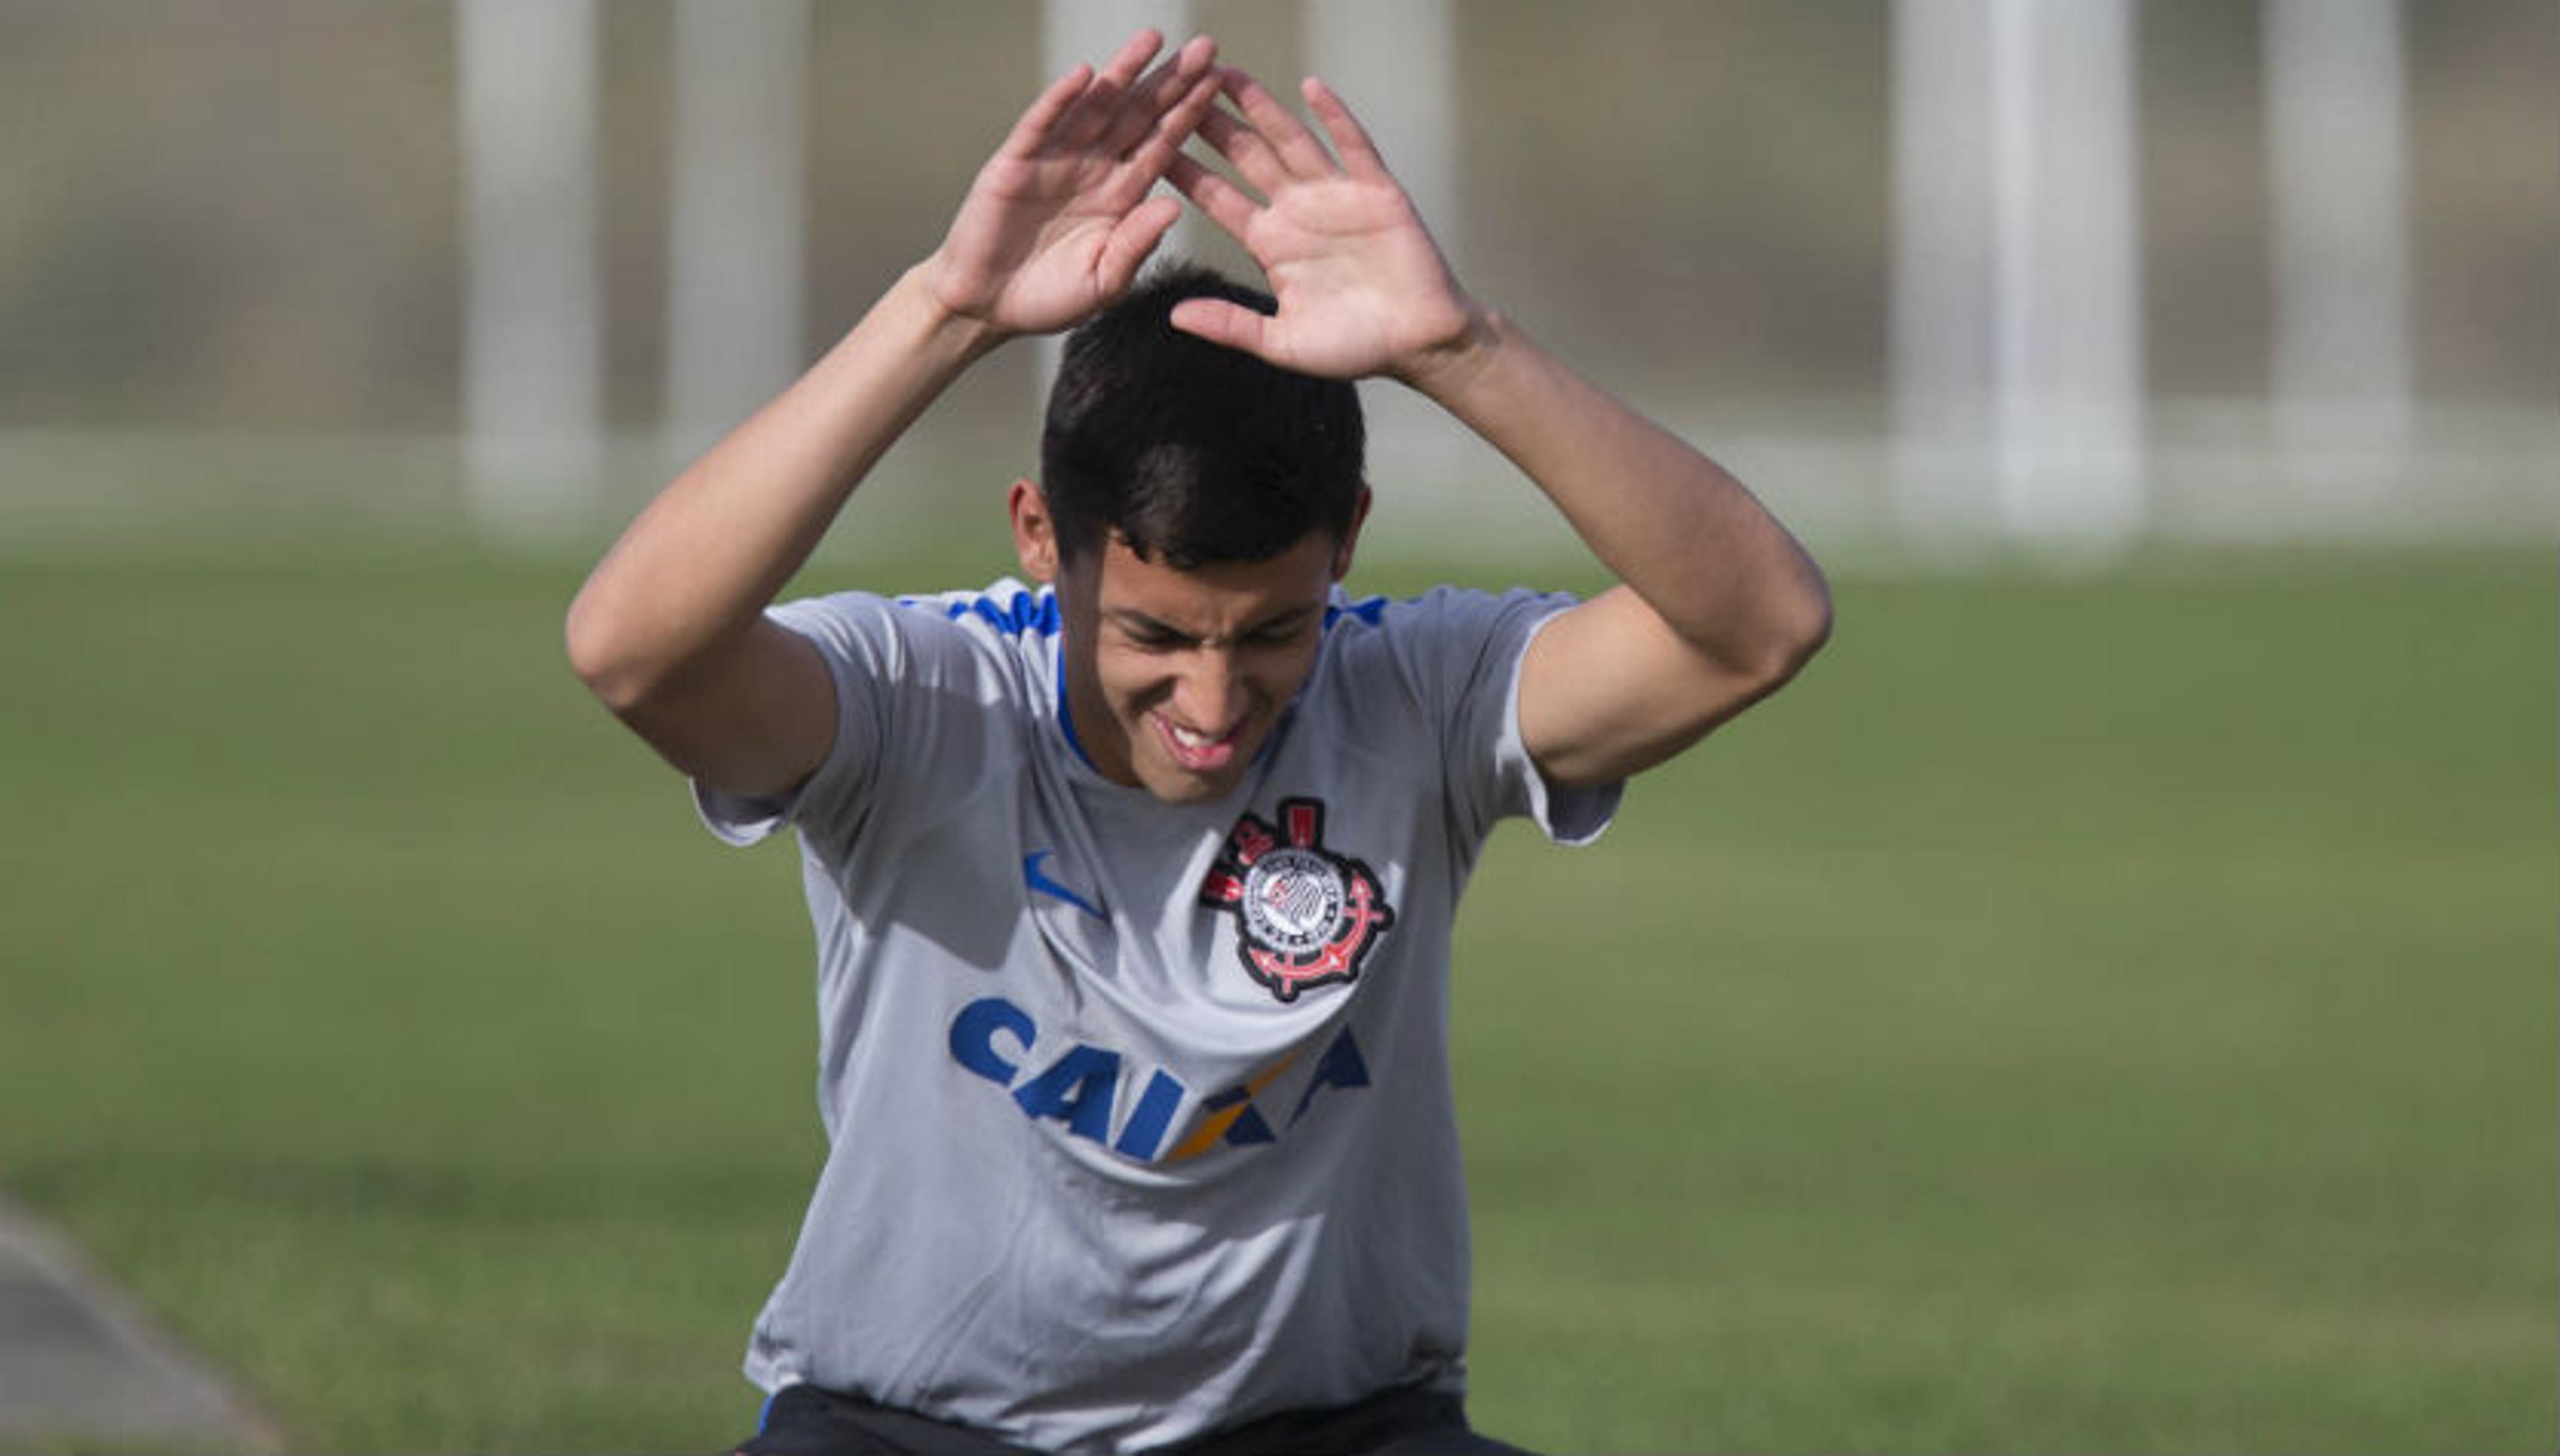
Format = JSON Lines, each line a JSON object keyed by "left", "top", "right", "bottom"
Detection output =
{"left": 901, "top": 257, "right": 1015, "bottom": 362}
{"left": 1395, "top": 303, "right": 1507, "bottom": 401}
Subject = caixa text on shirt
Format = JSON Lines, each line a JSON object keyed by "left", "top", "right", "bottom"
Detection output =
{"left": 947, "top": 995, "right": 1371, "bottom": 1164}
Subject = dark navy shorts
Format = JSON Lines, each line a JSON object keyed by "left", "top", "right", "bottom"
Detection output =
{"left": 733, "top": 1380, "right": 1529, "bottom": 1456}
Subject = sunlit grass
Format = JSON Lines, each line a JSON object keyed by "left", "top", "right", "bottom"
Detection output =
{"left": 1, "top": 543, "right": 2549, "bottom": 1451}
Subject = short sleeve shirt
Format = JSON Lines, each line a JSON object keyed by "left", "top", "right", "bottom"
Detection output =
{"left": 695, "top": 579, "right": 1620, "bottom": 1453}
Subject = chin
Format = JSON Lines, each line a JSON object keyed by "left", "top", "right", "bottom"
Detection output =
{"left": 1138, "top": 771, "right": 1237, "bottom": 807}
{"left": 1129, "top": 746, "right": 1253, "bottom": 805}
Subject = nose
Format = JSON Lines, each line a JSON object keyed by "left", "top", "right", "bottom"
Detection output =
{"left": 1171, "top": 647, "right": 1251, "bottom": 733}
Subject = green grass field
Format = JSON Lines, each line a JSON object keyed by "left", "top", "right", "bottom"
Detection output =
{"left": 0, "top": 540, "right": 2550, "bottom": 1452}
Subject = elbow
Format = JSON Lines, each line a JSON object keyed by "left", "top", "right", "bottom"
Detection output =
{"left": 563, "top": 589, "right": 660, "bottom": 716}
{"left": 1738, "top": 575, "right": 1833, "bottom": 695}
{"left": 1779, "top": 582, "right": 1834, "bottom": 679}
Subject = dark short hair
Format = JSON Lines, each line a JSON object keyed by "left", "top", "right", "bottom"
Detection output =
{"left": 1039, "top": 261, "right": 1365, "bottom": 569}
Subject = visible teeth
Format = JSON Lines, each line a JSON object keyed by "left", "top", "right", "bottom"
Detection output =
{"left": 1171, "top": 723, "right": 1214, "bottom": 747}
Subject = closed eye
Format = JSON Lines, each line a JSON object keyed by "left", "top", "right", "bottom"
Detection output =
{"left": 1123, "top": 625, "right": 1194, "bottom": 651}
{"left": 1245, "top": 620, "right": 1313, "bottom": 647}
{"left": 1107, "top": 609, "right": 1315, "bottom": 652}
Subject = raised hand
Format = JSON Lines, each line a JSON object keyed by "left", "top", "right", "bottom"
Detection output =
{"left": 925, "top": 31, "right": 1221, "bottom": 337}
{"left": 1165, "top": 69, "right": 1486, "bottom": 384}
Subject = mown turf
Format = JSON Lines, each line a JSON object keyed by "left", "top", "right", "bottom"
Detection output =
{"left": 0, "top": 543, "right": 2549, "bottom": 1452}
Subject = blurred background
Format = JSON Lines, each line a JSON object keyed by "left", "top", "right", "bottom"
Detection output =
{"left": 1, "top": 3, "right": 2551, "bottom": 1453}
{"left": 1, "top": 0, "right": 2550, "bottom": 554}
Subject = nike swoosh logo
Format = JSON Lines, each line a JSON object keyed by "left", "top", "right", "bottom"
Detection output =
{"left": 1023, "top": 851, "right": 1107, "bottom": 921}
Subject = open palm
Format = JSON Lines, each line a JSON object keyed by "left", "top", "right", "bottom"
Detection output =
{"left": 927, "top": 32, "right": 1219, "bottom": 337}
{"left": 1167, "top": 70, "right": 1481, "bottom": 382}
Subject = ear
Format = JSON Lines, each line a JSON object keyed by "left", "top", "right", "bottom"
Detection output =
{"left": 1330, "top": 485, "right": 1373, "bottom": 581}
{"left": 1009, "top": 479, "right": 1059, "bottom": 584}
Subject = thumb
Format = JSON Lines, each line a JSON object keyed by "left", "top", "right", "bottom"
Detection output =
{"left": 1167, "top": 297, "right": 1277, "bottom": 360}
{"left": 1096, "top": 197, "right": 1185, "bottom": 298}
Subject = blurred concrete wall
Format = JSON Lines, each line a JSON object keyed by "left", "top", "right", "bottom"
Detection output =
{"left": 0, "top": 0, "right": 2551, "bottom": 550}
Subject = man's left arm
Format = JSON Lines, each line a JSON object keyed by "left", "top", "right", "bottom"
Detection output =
{"left": 1169, "top": 65, "right": 1831, "bottom": 790}
{"left": 1406, "top": 313, "right": 1832, "bottom": 789}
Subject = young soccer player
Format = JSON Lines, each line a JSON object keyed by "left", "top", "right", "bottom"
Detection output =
{"left": 567, "top": 31, "right": 1829, "bottom": 1455}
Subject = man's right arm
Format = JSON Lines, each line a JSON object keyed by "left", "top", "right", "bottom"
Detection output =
{"left": 565, "top": 31, "right": 1219, "bottom": 800}
{"left": 564, "top": 273, "right": 1003, "bottom": 798}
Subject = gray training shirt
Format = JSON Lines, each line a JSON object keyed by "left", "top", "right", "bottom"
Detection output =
{"left": 695, "top": 579, "right": 1621, "bottom": 1453}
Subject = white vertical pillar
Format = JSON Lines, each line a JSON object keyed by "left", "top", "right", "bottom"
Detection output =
{"left": 1305, "top": 0, "right": 1463, "bottom": 497}
{"left": 1989, "top": 0, "right": 2143, "bottom": 547}
{"left": 2264, "top": 0, "right": 2411, "bottom": 488}
{"left": 1303, "top": 0, "right": 1457, "bottom": 247}
{"left": 1891, "top": 0, "right": 2001, "bottom": 543}
{"left": 664, "top": 0, "right": 810, "bottom": 469}
{"left": 457, "top": 0, "right": 603, "bottom": 537}
{"left": 1043, "top": 0, "right": 1197, "bottom": 99}
{"left": 1891, "top": 0, "right": 2143, "bottom": 551}
{"left": 1038, "top": 0, "right": 1195, "bottom": 406}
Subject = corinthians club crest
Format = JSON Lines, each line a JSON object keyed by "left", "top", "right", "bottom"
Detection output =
{"left": 1199, "top": 797, "right": 1395, "bottom": 1003}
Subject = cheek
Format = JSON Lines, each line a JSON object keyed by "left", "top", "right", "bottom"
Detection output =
{"left": 1096, "top": 654, "right": 1170, "bottom": 714}
{"left": 1249, "top": 646, "right": 1320, "bottom": 705}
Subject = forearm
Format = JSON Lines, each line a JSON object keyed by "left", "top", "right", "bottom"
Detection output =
{"left": 1407, "top": 311, "right": 1831, "bottom": 679}
{"left": 566, "top": 264, "right": 1003, "bottom": 709}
